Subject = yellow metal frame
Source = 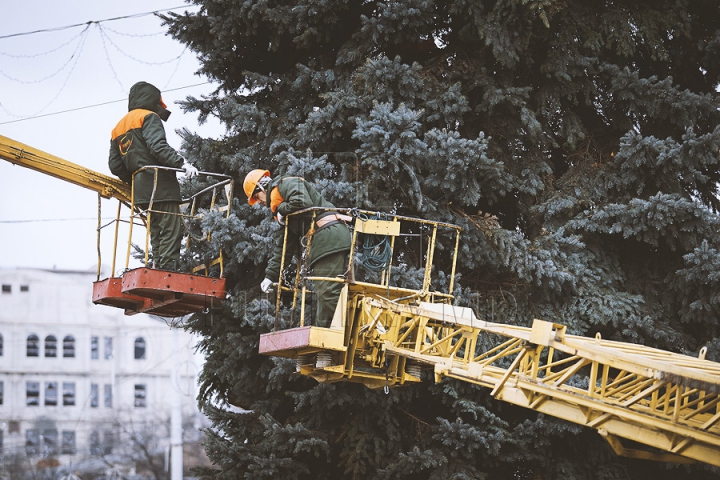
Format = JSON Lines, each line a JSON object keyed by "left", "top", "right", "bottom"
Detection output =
{"left": 123, "top": 165, "right": 234, "bottom": 276}
{"left": 272, "top": 208, "right": 462, "bottom": 328}
{"left": 379, "top": 302, "right": 720, "bottom": 467}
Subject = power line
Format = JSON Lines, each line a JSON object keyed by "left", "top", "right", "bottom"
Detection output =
{"left": 0, "top": 218, "right": 115, "bottom": 224}
{"left": 0, "top": 82, "right": 212, "bottom": 125}
{"left": 0, "top": 6, "right": 190, "bottom": 40}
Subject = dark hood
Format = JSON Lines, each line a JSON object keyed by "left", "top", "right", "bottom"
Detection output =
{"left": 128, "top": 81, "right": 171, "bottom": 121}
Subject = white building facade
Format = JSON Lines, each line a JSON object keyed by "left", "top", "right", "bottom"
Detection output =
{"left": 0, "top": 267, "right": 206, "bottom": 475}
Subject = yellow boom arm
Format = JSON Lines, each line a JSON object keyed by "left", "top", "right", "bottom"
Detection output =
{"left": 0, "top": 134, "right": 131, "bottom": 204}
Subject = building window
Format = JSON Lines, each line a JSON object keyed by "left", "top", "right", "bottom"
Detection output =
{"left": 42, "top": 429, "right": 58, "bottom": 456}
{"left": 104, "top": 337, "right": 113, "bottom": 360}
{"left": 26, "top": 382, "right": 39, "bottom": 406}
{"left": 1, "top": 284, "right": 10, "bottom": 294}
{"left": 45, "top": 335, "right": 57, "bottom": 357}
{"left": 0, "top": 429, "right": 3, "bottom": 455}
{"left": 0, "top": 381, "right": 3, "bottom": 405}
{"left": 27, "top": 334, "right": 39, "bottom": 357}
{"left": 89, "top": 430, "right": 115, "bottom": 456}
{"left": 134, "top": 337, "right": 146, "bottom": 359}
{"left": 26, "top": 429, "right": 39, "bottom": 455}
{"left": 9, "top": 421, "right": 19, "bottom": 434}
{"left": 102, "top": 430, "right": 114, "bottom": 455}
{"left": 134, "top": 384, "right": 147, "bottom": 408}
{"left": 91, "top": 336, "right": 99, "bottom": 359}
{"left": 0, "top": 333, "right": 3, "bottom": 356}
{"left": 63, "top": 335, "right": 75, "bottom": 357}
{"left": 61, "top": 430, "right": 76, "bottom": 455}
{"left": 20, "top": 285, "right": 29, "bottom": 292}
{"left": 90, "top": 384, "right": 99, "bottom": 408}
{"left": 104, "top": 384, "right": 112, "bottom": 408}
{"left": 45, "top": 382, "right": 58, "bottom": 406}
{"left": 63, "top": 382, "right": 75, "bottom": 406}
{"left": 90, "top": 431, "right": 100, "bottom": 455}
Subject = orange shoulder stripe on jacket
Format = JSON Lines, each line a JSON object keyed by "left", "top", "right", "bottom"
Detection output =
{"left": 269, "top": 177, "right": 304, "bottom": 213}
{"left": 270, "top": 188, "right": 284, "bottom": 214}
{"left": 111, "top": 109, "right": 155, "bottom": 140}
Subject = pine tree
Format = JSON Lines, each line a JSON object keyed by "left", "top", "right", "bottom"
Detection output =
{"left": 164, "top": 1, "right": 720, "bottom": 478}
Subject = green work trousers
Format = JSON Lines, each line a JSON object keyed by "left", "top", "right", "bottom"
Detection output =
{"left": 312, "top": 250, "right": 349, "bottom": 327}
{"left": 148, "top": 201, "right": 183, "bottom": 270}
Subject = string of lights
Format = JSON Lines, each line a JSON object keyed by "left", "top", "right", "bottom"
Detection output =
{"left": 0, "top": 5, "right": 201, "bottom": 120}
{"left": 162, "top": 47, "right": 189, "bottom": 90}
{"left": 97, "top": 23, "right": 130, "bottom": 93}
{"left": 0, "top": 28, "right": 92, "bottom": 119}
{"left": 98, "top": 23, "right": 186, "bottom": 66}
{"left": 0, "top": 26, "right": 90, "bottom": 84}
{"left": 0, "top": 28, "right": 88, "bottom": 59}
{"left": 100, "top": 24, "right": 167, "bottom": 39}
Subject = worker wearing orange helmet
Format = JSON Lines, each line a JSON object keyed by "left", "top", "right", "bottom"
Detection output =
{"left": 244, "top": 169, "right": 351, "bottom": 327}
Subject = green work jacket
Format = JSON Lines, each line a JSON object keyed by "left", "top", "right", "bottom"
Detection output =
{"left": 108, "top": 82, "right": 184, "bottom": 207}
{"left": 265, "top": 176, "right": 351, "bottom": 281}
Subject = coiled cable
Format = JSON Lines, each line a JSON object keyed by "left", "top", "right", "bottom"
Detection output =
{"left": 357, "top": 212, "right": 393, "bottom": 272}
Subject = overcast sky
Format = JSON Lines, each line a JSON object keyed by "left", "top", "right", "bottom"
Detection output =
{"left": 0, "top": 1, "right": 225, "bottom": 273}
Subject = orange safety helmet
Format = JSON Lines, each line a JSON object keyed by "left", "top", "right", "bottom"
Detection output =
{"left": 243, "top": 169, "right": 271, "bottom": 205}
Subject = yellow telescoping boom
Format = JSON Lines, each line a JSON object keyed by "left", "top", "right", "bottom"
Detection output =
{"left": 260, "top": 208, "right": 720, "bottom": 468}
{"left": 0, "top": 134, "right": 131, "bottom": 204}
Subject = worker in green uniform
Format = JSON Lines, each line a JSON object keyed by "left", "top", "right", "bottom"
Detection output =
{"left": 243, "top": 169, "right": 352, "bottom": 327}
{"left": 108, "top": 81, "right": 198, "bottom": 270}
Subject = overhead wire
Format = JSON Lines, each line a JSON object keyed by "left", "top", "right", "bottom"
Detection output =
{"left": 0, "top": 217, "right": 119, "bottom": 224}
{"left": 0, "top": 6, "right": 189, "bottom": 40}
{"left": 0, "top": 81, "right": 212, "bottom": 125}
